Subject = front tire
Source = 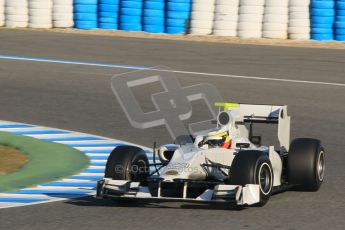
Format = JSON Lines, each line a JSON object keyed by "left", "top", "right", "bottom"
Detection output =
{"left": 288, "top": 138, "right": 325, "bottom": 191}
{"left": 104, "top": 146, "right": 149, "bottom": 182}
{"left": 229, "top": 150, "right": 274, "bottom": 206}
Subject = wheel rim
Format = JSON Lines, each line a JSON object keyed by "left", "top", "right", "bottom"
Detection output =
{"left": 317, "top": 151, "right": 325, "bottom": 182}
{"left": 258, "top": 163, "right": 273, "bottom": 195}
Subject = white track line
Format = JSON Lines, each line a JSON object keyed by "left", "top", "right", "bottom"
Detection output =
{"left": 171, "top": 69, "right": 345, "bottom": 87}
{"left": 55, "top": 140, "right": 120, "bottom": 145}
{"left": 0, "top": 55, "right": 344, "bottom": 87}
{"left": 0, "top": 127, "right": 50, "bottom": 132}
{"left": 26, "top": 133, "right": 88, "bottom": 138}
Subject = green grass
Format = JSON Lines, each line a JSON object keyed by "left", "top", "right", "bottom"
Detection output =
{"left": 0, "top": 131, "right": 89, "bottom": 193}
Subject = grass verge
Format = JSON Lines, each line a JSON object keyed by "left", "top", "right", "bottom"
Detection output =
{"left": 0, "top": 131, "right": 89, "bottom": 193}
{"left": 0, "top": 145, "right": 29, "bottom": 176}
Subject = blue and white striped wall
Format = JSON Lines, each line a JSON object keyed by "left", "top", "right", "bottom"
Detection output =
{"left": 0, "top": 120, "right": 156, "bottom": 209}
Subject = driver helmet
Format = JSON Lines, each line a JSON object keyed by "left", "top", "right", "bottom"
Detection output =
{"left": 204, "top": 131, "right": 232, "bottom": 149}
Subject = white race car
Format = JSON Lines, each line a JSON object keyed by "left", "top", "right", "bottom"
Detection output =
{"left": 96, "top": 102, "right": 325, "bottom": 207}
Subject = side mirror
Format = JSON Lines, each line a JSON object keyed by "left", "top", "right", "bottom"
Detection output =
{"left": 250, "top": 136, "right": 262, "bottom": 146}
{"left": 236, "top": 143, "right": 250, "bottom": 148}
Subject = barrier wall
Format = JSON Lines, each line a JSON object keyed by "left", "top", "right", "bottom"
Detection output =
{"left": 98, "top": 0, "right": 119, "bottom": 30}
{"left": 1, "top": 0, "right": 344, "bottom": 41}
{"left": 288, "top": 0, "right": 311, "bottom": 40}
{"left": 53, "top": 0, "right": 74, "bottom": 28}
{"left": 143, "top": 0, "right": 165, "bottom": 33}
{"left": 0, "top": 0, "right": 5, "bottom": 27}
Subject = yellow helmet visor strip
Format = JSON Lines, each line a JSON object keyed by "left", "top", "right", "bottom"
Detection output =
{"left": 207, "top": 131, "right": 232, "bottom": 148}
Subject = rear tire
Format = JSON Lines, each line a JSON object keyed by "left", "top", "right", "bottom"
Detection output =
{"left": 229, "top": 150, "right": 273, "bottom": 206}
{"left": 104, "top": 146, "right": 149, "bottom": 182}
{"left": 288, "top": 138, "right": 325, "bottom": 191}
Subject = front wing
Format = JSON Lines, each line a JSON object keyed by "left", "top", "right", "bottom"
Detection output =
{"left": 96, "top": 179, "right": 260, "bottom": 206}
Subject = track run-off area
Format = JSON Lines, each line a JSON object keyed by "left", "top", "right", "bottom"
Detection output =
{"left": 0, "top": 29, "right": 344, "bottom": 230}
{"left": 0, "top": 120, "right": 153, "bottom": 209}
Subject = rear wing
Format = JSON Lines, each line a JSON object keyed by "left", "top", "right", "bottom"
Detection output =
{"left": 215, "top": 102, "right": 291, "bottom": 151}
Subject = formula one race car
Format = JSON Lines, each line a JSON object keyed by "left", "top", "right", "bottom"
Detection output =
{"left": 96, "top": 102, "right": 325, "bottom": 207}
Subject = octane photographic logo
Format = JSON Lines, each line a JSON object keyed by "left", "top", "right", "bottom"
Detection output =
{"left": 165, "top": 163, "right": 200, "bottom": 174}
{"left": 114, "top": 163, "right": 199, "bottom": 175}
{"left": 114, "top": 164, "right": 149, "bottom": 174}
{"left": 111, "top": 67, "right": 223, "bottom": 145}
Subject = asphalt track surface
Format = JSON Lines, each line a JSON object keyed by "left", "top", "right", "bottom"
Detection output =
{"left": 0, "top": 30, "right": 344, "bottom": 230}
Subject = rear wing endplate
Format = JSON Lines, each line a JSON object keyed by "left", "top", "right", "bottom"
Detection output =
{"left": 215, "top": 102, "right": 291, "bottom": 151}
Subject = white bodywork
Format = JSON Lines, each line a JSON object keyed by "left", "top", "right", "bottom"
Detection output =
{"left": 97, "top": 103, "right": 290, "bottom": 205}
{"left": 98, "top": 179, "right": 260, "bottom": 205}
{"left": 157, "top": 103, "right": 289, "bottom": 183}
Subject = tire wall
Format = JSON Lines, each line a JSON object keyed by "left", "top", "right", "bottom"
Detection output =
{"left": 166, "top": 0, "right": 192, "bottom": 34}
{"left": 288, "top": 0, "right": 311, "bottom": 40}
{"left": 74, "top": 0, "right": 98, "bottom": 29}
{"left": 119, "top": 0, "right": 143, "bottom": 31}
{"left": 335, "top": 0, "right": 345, "bottom": 41}
{"left": 238, "top": 0, "right": 265, "bottom": 38}
{"left": 213, "top": 0, "right": 239, "bottom": 37}
{"left": 1, "top": 0, "right": 344, "bottom": 41}
{"left": 0, "top": 0, "right": 4, "bottom": 27}
{"left": 53, "top": 0, "right": 74, "bottom": 28}
{"left": 98, "top": 0, "right": 119, "bottom": 30}
{"left": 143, "top": 0, "right": 165, "bottom": 33}
{"left": 311, "top": 0, "right": 335, "bottom": 40}
{"left": 29, "top": 0, "right": 53, "bottom": 29}
{"left": 5, "top": 0, "right": 29, "bottom": 28}
{"left": 190, "top": 0, "right": 215, "bottom": 35}
{"left": 263, "top": 0, "right": 289, "bottom": 39}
